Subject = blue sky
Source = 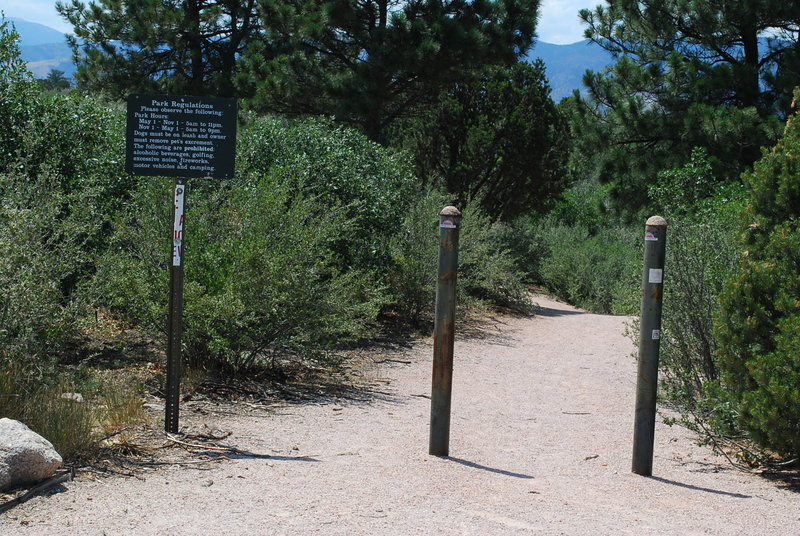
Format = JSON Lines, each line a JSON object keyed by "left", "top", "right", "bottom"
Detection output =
{"left": 0, "top": 0, "right": 600, "bottom": 44}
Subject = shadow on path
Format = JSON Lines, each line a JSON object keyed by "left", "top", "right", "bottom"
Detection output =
{"left": 445, "top": 457, "right": 534, "bottom": 479}
{"left": 535, "top": 306, "right": 586, "bottom": 318}
{"left": 647, "top": 476, "right": 751, "bottom": 498}
{"left": 760, "top": 470, "right": 800, "bottom": 493}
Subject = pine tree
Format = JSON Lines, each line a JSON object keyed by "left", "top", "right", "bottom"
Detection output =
{"left": 573, "top": 0, "right": 800, "bottom": 213}
{"left": 237, "top": 0, "right": 539, "bottom": 142}
{"left": 399, "top": 60, "right": 570, "bottom": 219}
{"left": 57, "top": 0, "right": 260, "bottom": 97}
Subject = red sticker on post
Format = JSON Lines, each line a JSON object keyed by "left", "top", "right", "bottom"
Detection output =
{"left": 440, "top": 220, "right": 457, "bottom": 229}
{"left": 645, "top": 232, "right": 658, "bottom": 241}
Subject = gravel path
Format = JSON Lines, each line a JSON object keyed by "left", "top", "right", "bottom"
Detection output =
{"left": 2, "top": 295, "right": 798, "bottom": 535}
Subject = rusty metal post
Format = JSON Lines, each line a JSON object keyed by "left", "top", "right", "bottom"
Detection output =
{"left": 429, "top": 206, "right": 461, "bottom": 457}
{"left": 165, "top": 179, "right": 186, "bottom": 434}
{"left": 632, "top": 216, "right": 668, "bottom": 476}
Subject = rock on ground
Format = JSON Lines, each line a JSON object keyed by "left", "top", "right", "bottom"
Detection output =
{"left": 0, "top": 418, "right": 62, "bottom": 492}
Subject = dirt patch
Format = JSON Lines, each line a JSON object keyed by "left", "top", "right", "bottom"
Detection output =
{"left": 2, "top": 295, "right": 798, "bottom": 535}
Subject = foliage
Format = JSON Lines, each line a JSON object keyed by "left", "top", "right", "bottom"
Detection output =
{"left": 37, "top": 69, "right": 72, "bottom": 92}
{"left": 92, "top": 174, "right": 386, "bottom": 371}
{"left": 535, "top": 218, "right": 640, "bottom": 315}
{"left": 395, "top": 60, "right": 571, "bottom": 220}
{"left": 0, "top": 18, "right": 27, "bottom": 85}
{"left": 57, "top": 0, "right": 260, "bottom": 97}
{"left": 387, "top": 191, "right": 531, "bottom": 324}
{"left": 648, "top": 151, "right": 747, "bottom": 440}
{"left": 573, "top": 0, "right": 796, "bottom": 213}
{"left": 0, "top": 175, "right": 86, "bottom": 364}
{"left": 237, "top": 115, "right": 416, "bottom": 267}
{"left": 387, "top": 190, "right": 445, "bottom": 324}
{"left": 457, "top": 200, "right": 531, "bottom": 310}
{"left": 238, "top": 0, "right": 539, "bottom": 142}
{"left": 716, "top": 93, "right": 800, "bottom": 457}
{"left": 0, "top": 23, "right": 129, "bottom": 366}
{"left": 497, "top": 178, "right": 639, "bottom": 315}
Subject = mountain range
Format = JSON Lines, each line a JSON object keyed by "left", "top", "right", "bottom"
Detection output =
{"left": 5, "top": 16, "right": 615, "bottom": 100}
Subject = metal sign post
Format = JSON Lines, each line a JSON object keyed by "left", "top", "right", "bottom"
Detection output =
{"left": 125, "top": 94, "right": 237, "bottom": 433}
{"left": 631, "top": 216, "right": 668, "bottom": 476}
{"left": 165, "top": 180, "right": 186, "bottom": 433}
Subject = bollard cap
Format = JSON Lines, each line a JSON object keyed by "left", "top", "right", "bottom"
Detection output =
{"left": 440, "top": 206, "right": 462, "bottom": 218}
{"left": 646, "top": 215, "right": 667, "bottom": 227}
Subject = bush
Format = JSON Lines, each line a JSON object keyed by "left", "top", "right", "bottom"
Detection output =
{"left": 237, "top": 115, "right": 416, "bottom": 267}
{"left": 0, "top": 23, "right": 130, "bottom": 366}
{"left": 387, "top": 192, "right": 531, "bottom": 323}
{"left": 716, "top": 93, "right": 800, "bottom": 458}
{"left": 458, "top": 201, "right": 532, "bottom": 310}
{"left": 387, "top": 191, "right": 445, "bottom": 324}
{"left": 0, "top": 176, "right": 85, "bottom": 363}
{"left": 537, "top": 220, "right": 640, "bottom": 314}
{"left": 92, "top": 174, "right": 386, "bottom": 370}
{"left": 645, "top": 149, "right": 747, "bottom": 442}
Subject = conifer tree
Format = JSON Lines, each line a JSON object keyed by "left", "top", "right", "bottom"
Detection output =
{"left": 57, "top": 0, "right": 260, "bottom": 97}
{"left": 574, "top": 0, "right": 800, "bottom": 212}
{"left": 400, "top": 60, "right": 570, "bottom": 219}
{"left": 238, "top": 0, "right": 540, "bottom": 142}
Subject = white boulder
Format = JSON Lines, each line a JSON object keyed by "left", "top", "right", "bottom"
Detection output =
{"left": 0, "top": 418, "right": 62, "bottom": 491}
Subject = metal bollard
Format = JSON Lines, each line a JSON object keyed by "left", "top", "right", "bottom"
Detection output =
{"left": 429, "top": 206, "right": 461, "bottom": 457}
{"left": 631, "top": 216, "right": 668, "bottom": 476}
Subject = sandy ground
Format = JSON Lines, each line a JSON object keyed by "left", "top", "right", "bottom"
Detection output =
{"left": 1, "top": 295, "right": 799, "bottom": 535}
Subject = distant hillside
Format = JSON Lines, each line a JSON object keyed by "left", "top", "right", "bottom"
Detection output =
{"left": 3, "top": 17, "right": 75, "bottom": 79}
{"left": 21, "top": 43, "right": 75, "bottom": 78}
{"left": 527, "top": 40, "right": 615, "bottom": 101}
{"left": 7, "top": 17, "right": 67, "bottom": 46}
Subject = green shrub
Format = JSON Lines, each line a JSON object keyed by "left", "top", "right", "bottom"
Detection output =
{"left": 716, "top": 93, "right": 800, "bottom": 457}
{"left": 387, "top": 191, "right": 445, "bottom": 324}
{"left": 490, "top": 214, "right": 549, "bottom": 285}
{"left": 533, "top": 217, "right": 640, "bottom": 314}
{"left": 237, "top": 116, "right": 416, "bottom": 267}
{"left": 92, "top": 174, "right": 386, "bottom": 370}
{"left": 495, "top": 177, "right": 639, "bottom": 315}
{"left": 387, "top": 192, "right": 531, "bottom": 323}
{"left": 645, "top": 150, "right": 747, "bottom": 441}
{"left": 458, "top": 201, "right": 531, "bottom": 310}
{"left": 1, "top": 24, "right": 130, "bottom": 366}
{"left": 0, "top": 177, "right": 86, "bottom": 363}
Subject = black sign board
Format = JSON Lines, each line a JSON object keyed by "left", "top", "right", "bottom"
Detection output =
{"left": 125, "top": 94, "right": 237, "bottom": 179}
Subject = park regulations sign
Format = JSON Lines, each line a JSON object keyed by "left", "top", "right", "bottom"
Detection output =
{"left": 125, "top": 94, "right": 237, "bottom": 179}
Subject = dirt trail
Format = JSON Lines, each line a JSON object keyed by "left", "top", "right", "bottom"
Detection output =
{"left": 2, "top": 295, "right": 798, "bottom": 535}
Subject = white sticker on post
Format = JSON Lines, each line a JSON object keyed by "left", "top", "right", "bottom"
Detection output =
{"left": 648, "top": 269, "right": 663, "bottom": 284}
{"left": 172, "top": 185, "right": 185, "bottom": 266}
{"left": 440, "top": 219, "right": 457, "bottom": 229}
{"left": 652, "top": 329, "right": 661, "bottom": 340}
{"left": 645, "top": 232, "right": 658, "bottom": 241}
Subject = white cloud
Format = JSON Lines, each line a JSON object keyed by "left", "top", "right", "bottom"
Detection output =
{"left": 538, "top": 0, "right": 602, "bottom": 44}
